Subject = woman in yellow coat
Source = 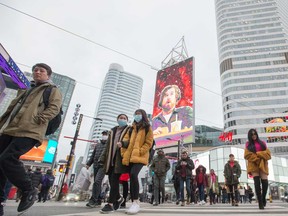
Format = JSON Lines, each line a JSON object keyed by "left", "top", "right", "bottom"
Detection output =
{"left": 121, "top": 109, "right": 153, "bottom": 214}
{"left": 244, "top": 129, "right": 271, "bottom": 210}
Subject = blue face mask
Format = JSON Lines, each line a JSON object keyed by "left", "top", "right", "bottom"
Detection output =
{"left": 134, "top": 114, "right": 142, "bottom": 123}
{"left": 118, "top": 119, "right": 127, "bottom": 127}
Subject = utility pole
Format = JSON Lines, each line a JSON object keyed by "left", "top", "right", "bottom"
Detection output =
{"left": 57, "top": 104, "right": 81, "bottom": 201}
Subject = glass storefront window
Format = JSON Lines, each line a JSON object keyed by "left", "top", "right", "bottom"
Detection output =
{"left": 210, "top": 149, "right": 217, "bottom": 160}
{"left": 218, "top": 159, "right": 225, "bottom": 171}
{"left": 217, "top": 148, "right": 224, "bottom": 159}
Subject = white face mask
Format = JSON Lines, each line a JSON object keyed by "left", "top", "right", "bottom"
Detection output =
{"left": 102, "top": 135, "right": 108, "bottom": 140}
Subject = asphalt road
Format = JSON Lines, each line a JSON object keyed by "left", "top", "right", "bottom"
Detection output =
{"left": 3, "top": 200, "right": 288, "bottom": 216}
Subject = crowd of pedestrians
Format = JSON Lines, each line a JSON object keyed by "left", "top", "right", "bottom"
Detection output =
{"left": 83, "top": 120, "right": 271, "bottom": 214}
{"left": 0, "top": 62, "right": 272, "bottom": 215}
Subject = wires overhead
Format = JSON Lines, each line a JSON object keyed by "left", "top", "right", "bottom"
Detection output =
{"left": 2, "top": 2, "right": 271, "bottom": 128}
{"left": 0, "top": 2, "right": 159, "bottom": 71}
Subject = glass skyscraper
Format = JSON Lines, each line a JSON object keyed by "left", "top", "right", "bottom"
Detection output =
{"left": 215, "top": 0, "right": 288, "bottom": 153}
{"left": 84, "top": 63, "right": 143, "bottom": 162}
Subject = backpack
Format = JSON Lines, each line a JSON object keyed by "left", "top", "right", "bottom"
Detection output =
{"left": 42, "top": 175, "right": 54, "bottom": 187}
{"left": 128, "top": 126, "right": 156, "bottom": 163}
{"left": 43, "top": 86, "right": 63, "bottom": 136}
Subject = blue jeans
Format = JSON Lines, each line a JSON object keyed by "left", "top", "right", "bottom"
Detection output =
{"left": 198, "top": 184, "right": 205, "bottom": 201}
{"left": 179, "top": 177, "right": 191, "bottom": 202}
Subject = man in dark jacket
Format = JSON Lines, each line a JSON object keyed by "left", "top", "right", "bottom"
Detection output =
{"left": 85, "top": 130, "right": 108, "bottom": 208}
{"left": 224, "top": 154, "right": 241, "bottom": 206}
{"left": 150, "top": 149, "right": 170, "bottom": 206}
{"left": 0, "top": 63, "right": 62, "bottom": 215}
{"left": 176, "top": 149, "right": 194, "bottom": 206}
{"left": 31, "top": 167, "right": 43, "bottom": 189}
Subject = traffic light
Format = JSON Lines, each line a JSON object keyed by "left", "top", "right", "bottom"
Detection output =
{"left": 59, "top": 164, "right": 64, "bottom": 173}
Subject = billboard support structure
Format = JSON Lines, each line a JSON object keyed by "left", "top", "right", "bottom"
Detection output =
{"left": 161, "top": 36, "right": 189, "bottom": 69}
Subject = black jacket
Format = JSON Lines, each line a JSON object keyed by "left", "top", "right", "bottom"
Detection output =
{"left": 176, "top": 157, "right": 195, "bottom": 178}
{"left": 31, "top": 171, "right": 43, "bottom": 187}
{"left": 86, "top": 139, "right": 107, "bottom": 168}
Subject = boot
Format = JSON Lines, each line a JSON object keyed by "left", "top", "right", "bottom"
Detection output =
{"left": 253, "top": 176, "right": 264, "bottom": 209}
{"left": 261, "top": 179, "right": 268, "bottom": 207}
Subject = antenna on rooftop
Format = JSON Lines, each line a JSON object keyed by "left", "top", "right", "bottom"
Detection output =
{"left": 161, "top": 36, "right": 189, "bottom": 69}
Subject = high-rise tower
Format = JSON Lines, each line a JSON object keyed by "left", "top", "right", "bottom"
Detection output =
{"left": 84, "top": 63, "right": 143, "bottom": 162}
{"left": 215, "top": 0, "right": 288, "bottom": 152}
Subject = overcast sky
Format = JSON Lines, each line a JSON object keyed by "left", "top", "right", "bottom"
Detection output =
{"left": 0, "top": 0, "right": 223, "bottom": 164}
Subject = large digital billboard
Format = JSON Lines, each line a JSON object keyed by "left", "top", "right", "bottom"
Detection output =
{"left": 20, "top": 139, "right": 58, "bottom": 163}
{"left": 263, "top": 112, "right": 288, "bottom": 143}
{"left": 152, "top": 57, "right": 194, "bottom": 147}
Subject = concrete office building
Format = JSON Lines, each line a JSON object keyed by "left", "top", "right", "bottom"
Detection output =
{"left": 84, "top": 63, "right": 143, "bottom": 163}
{"left": 215, "top": 0, "right": 288, "bottom": 156}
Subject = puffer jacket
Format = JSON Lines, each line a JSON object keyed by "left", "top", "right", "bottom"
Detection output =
{"left": 121, "top": 123, "right": 153, "bottom": 166}
{"left": 86, "top": 139, "right": 107, "bottom": 168}
{"left": 31, "top": 170, "right": 43, "bottom": 187}
{"left": 224, "top": 160, "right": 241, "bottom": 185}
{"left": 0, "top": 82, "right": 62, "bottom": 144}
{"left": 244, "top": 148, "right": 271, "bottom": 175}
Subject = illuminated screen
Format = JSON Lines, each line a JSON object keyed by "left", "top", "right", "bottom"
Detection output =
{"left": 43, "top": 139, "right": 58, "bottom": 163}
{"left": 152, "top": 57, "right": 194, "bottom": 147}
{"left": 0, "top": 54, "right": 27, "bottom": 89}
{"left": 263, "top": 112, "right": 288, "bottom": 143}
{"left": 20, "top": 139, "right": 58, "bottom": 163}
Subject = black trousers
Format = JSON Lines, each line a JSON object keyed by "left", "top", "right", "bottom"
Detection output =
{"left": 0, "top": 135, "right": 37, "bottom": 202}
{"left": 129, "top": 163, "right": 143, "bottom": 201}
{"left": 227, "top": 184, "right": 238, "bottom": 202}
{"left": 38, "top": 186, "right": 50, "bottom": 202}
{"left": 107, "top": 167, "right": 121, "bottom": 204}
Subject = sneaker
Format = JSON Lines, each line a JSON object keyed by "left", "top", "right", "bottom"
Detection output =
{"left": 201, "top": 200, "right": 206, "bottom": 205}
{"left": 17, "top": 188, "right": 38, "bottom": 213}
{"left": 153, "top": 203, "right": 158, "bottom": 206}
{"left": 86, "top": 200, "right": 99, "bottom": 208}
{"left": 181, "top": 201, "right": 185, "bottom": 206}
{"left": 176, "top": 200, "right": 180, "bottom": 205}
{"left": 113, "top": 196, "right": 124, "bottom": 211}
{"left": 100, "top": 204, "right": 114, "bottom": 214}
{"left": 0, "top": 203, "right": 4, "bottom": 216}
{"left": 126, "top": 202, "right": 140, "bottom": 215}
{"left": 120, "top": 204, "right": 126, "bottom": 209}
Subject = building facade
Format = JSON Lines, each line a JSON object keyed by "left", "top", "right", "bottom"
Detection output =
{"left": 84, "top": 63, "right": 143, "bottom": 163}
{"left": 215, "top": 0, "right": 288, "bottom": 153}
{"left": 195, "top": 125, "right": 224, "bottom": 147}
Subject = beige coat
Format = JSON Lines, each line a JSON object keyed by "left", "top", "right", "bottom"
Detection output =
{"left": 0, "top": 82, "right": 62, "bottom": 143}
{"left": 121, "top": 124, "right": 153, "bottom": 166}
